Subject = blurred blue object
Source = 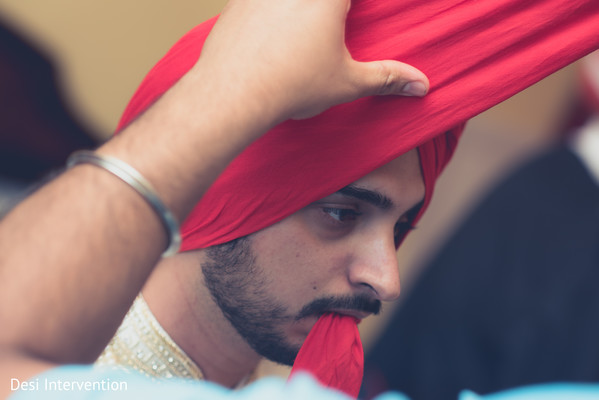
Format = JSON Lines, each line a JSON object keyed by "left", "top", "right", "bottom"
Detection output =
{"left": 460, "top": 384, "right": 599, "bottom": 400}
{"left": 9, "top": 365, "right": 599, "bottom": 399}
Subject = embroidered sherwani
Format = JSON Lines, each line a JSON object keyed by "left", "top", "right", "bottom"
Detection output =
{"left": 96, "top": 295, "right": 204, "bottom": 380}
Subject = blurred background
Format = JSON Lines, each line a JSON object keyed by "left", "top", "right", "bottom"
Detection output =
{"left": 0, "top": 1, "right": 594, "bottom": 397}
{"left": 0, "top": 0, "right": 228, "bottom": 211}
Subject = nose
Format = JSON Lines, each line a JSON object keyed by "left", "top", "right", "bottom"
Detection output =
{"left": 347, "top": 233, "right": 401, "bottom": 302}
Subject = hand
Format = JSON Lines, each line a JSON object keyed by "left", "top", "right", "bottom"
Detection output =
{"left": 194, "top": 0, "right": 429, "bottom": 122}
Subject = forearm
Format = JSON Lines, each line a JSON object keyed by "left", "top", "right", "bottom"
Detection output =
{"left": 0, "top": 68, "right": 276, "bottom": 363}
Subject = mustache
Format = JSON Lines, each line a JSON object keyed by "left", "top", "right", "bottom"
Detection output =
{"left": 295, "top": 295, "right": 381, "bottom": 321}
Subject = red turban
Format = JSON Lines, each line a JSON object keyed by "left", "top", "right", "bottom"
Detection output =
{"left": 117, "top": 0, "right": 598, "bottom": 253}
{"left": 117, "top": 0, "right": 599, "bottom": 397}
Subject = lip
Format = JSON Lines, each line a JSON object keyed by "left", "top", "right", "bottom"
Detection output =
{"left": 329, "top": 309, "right": 371, "bottom": 321}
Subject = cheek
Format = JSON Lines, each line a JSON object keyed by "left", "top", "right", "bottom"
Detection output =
{"left": 252, "top": 225, "right": 318, "bottom": 281}
{"left": 250, "top": 217, "right": 345, "bottom": 294}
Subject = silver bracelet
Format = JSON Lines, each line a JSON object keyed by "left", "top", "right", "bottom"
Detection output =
{"left": 67, "top": 150, "right": 181, "bottom": 257}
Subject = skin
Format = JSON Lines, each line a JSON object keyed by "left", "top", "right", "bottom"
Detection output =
{"left": 142, "top": 149, "right": 424, "bottom": 387}
{"left": 0, "top": 0, "right": 429, "bottom": 397}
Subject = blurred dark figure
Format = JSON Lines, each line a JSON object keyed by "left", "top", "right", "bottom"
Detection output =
{"left": 0, "top": 18, "right": 98, "bottom": 182}
{"left": 362, "top": 53, "right": 599, "bottom": 400}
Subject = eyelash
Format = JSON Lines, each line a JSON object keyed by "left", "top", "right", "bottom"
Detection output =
{"left": 319, "top": 206, "right": 416, "bottom": 244}
{"left": 394, "top": 220, "right": 416, "bottom": 246}
{"left": 321, "top": 207, "right": 362, "bottom": 224}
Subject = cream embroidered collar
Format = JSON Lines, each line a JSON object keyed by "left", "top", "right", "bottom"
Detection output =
{"left": 96, "top": 294, "right": 204, "bottom": 380}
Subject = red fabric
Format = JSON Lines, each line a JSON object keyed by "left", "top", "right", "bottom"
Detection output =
{"left": 117, "top": 0, "right": 599, "bottom": 252}
{"left": 581, "top": 51, "right": 599, "bottom": 114}
{"left": 289, "top": 314, "right": 364, "bottom": 398}
{"left": 115, "top": 0, "right": 599, "bottom": 396}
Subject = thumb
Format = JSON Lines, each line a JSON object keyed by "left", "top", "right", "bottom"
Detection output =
{"left": 349, "top": 59, "right": 430, "bottom": 98}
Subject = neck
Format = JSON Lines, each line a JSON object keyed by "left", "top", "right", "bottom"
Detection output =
{"left": 143, "top": 253, "right": 262, "bottom": 387}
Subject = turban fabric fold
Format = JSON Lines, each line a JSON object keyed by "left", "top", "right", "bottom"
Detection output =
{"left": 117, "top": 0, "right": 599, "bottom": 397}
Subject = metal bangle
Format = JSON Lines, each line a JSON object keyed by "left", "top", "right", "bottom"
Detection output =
{"left": 67, "top": 150, "right": 181, "bottom": 257}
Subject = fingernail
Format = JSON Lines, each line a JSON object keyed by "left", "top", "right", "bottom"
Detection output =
{"left": 402, "top": 81, "right": 427, "bottom": 97}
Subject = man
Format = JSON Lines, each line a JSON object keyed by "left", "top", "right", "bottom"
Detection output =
{"left": 0, "top": 0, "right": 597, "bottom": 399}
{"left": 91, "top": 0, "right": 598, "bottom": 394}
{"left": 0, "top": 1, "right": 432, "bottom": 398}
{"left": 96, "top": 148, "right": 425, "bottom": 387}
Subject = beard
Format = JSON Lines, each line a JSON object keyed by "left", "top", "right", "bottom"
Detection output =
{"left": 202, "top": 236, "right": 381, "bottom": 366}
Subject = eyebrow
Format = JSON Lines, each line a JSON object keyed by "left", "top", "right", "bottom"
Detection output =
{"left": 337, "top": 185, "right": 393, "bottom": 210}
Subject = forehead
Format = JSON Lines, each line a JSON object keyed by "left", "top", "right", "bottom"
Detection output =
{"left": 349, "top": 149, "right": 424, "bottom": 209}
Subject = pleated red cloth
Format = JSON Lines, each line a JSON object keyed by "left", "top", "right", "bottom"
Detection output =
{"left": 290, "top": 314, "right": 364, "bottom": 398}
{"left": 115, "top": 0, "right": 599, "bottom": 397}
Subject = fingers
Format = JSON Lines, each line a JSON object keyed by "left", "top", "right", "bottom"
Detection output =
{"left": 198, "top": 0, "right": 430, "bottom": 124}
{"left": 349, "top": 59, "right": 430, "bottom": 99}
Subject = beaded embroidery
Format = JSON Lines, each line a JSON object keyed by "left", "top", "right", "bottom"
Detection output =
{"left": 96, "top": 295, "right": 204, "bottom": 380}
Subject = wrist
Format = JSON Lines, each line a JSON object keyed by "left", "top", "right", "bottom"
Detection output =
{"left": 98, "top": 67, "right": 282, "bottom": 222}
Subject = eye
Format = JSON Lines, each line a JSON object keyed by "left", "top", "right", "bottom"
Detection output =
{"left": 322, "top": 207, "right": 362, "bottom": 223}
{"left": 394, "top": 219, "right": 415, "bottom": 247}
